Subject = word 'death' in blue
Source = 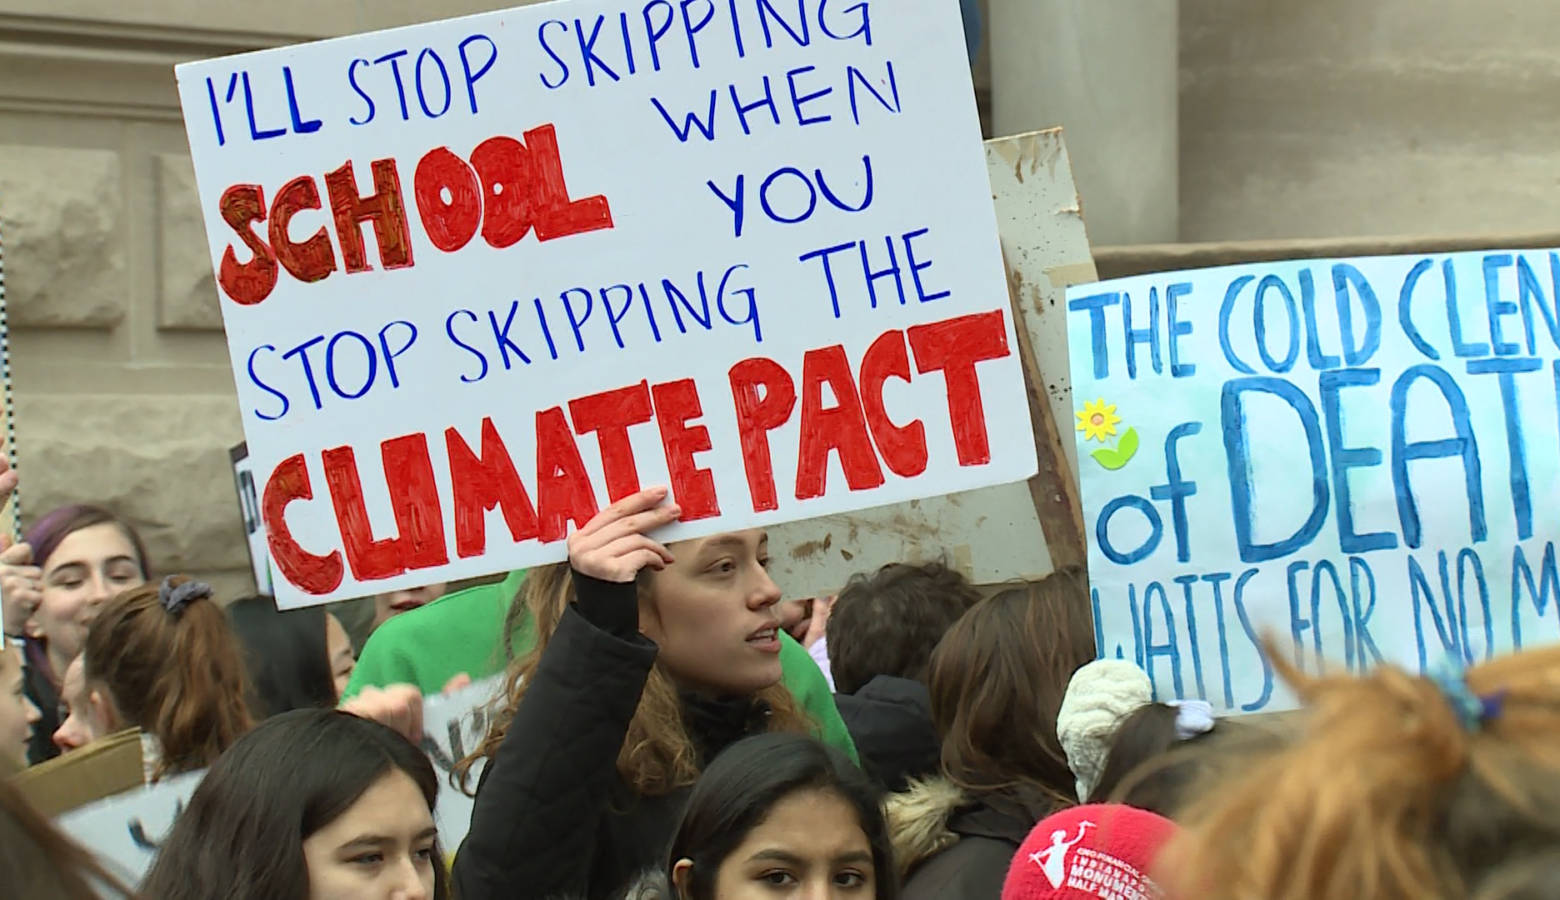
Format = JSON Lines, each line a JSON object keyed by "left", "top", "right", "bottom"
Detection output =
{"left": 1066, "top": 250, "right": 1560, "bottom": 713}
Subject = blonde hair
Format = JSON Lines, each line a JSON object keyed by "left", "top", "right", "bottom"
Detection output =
{"left": 458, "top": 563, "right": 809, "bottom": 795}
{"left": 1160, "top": 643, "right": 1560, "bottom": 899}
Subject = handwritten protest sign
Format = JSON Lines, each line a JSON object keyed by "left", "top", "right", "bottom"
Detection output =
{"left": 175, "top": 0, "right": 1033, "bottom": 607}
{"left": 57, "top": 678, "right": 503, "bottom": 885}
{"left": 1068, "top": 250, "right": 1560, "bottom": 713}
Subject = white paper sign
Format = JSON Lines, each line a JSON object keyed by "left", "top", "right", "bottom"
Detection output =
{"left": 55, "top": 769, "right": 204, "bottom": 887}
{"left": 1067, "top": 250, "right": 1560, "bottom": 713}
{"left": 58, "top": 679, "right": 504, "bottom": 885}
{"left": 175, "top": 0, "right": 1034, "bottom": 608}
{"left": 418, "top": 673, "right": 503, "bottom": 853}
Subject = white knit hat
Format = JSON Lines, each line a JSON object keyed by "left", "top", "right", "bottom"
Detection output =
{"left": 1055, "top": 660, "right": 1153, "bottom": 802}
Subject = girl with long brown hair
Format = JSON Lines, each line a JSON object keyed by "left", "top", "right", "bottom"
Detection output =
{"left": 1160, "top": 644, "right": 1560, "bottom": 900}
{"left": 79, "top": 574, "right": 254, "bottom": 780}
{"left": 889, "top": 567, "right": 1097, "bottom": 900}
{"left": 451, "top": 487, "right": 818, "bottom": 900}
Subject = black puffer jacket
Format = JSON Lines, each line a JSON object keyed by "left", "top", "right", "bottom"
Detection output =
{"left": 834, "top": 675, "right": 939, "bottom": 792}
{"left": 452, "top": 574, "right": 770, "bottom": 900}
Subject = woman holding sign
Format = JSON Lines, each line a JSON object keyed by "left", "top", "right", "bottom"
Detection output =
{"left": 453, "top": 487, "right": 840, "bottom": 899}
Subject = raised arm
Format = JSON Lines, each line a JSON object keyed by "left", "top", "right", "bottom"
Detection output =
{"left": 451, "top": 488, "right": 678, "bottom": 899}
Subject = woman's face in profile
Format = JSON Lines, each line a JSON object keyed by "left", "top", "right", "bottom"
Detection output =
{"left": 0, "top": 648, "right": 39, "bottom": 769}
{"left": 639, "top": 529, "right": 786, "bottom": 697}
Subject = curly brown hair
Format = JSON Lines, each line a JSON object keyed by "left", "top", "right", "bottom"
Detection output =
{"left": 1160, "top": 643, "right": 1560, "bottom": 899}
{"left": 457, "top": 563, "right": 810, "bottom": 795}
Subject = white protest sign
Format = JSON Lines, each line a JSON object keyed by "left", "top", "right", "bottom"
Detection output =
{"left": 418, "top": 673, "right": 503, "bottom": 852}
{"left": 175, "top": 0, "right": 1034, "bottom": 608}
{"left": 229, "top": 442, "right": 274, "bottom": 595}
{"left": 57, "top": 680, "right": 503, "bottom": 886}
{"left": 55, "top": 769, "right": 204, "bottom": 886}
{"left": 1067, "top": 250, "right": 1560, "bottom": 713}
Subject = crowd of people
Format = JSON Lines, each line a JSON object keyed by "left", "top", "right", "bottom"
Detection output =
{"left": 3, "top": 461, "right": 1560, "bottom": 900}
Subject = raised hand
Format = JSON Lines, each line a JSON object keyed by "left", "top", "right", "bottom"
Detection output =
{"left": 341, "top": 683, "right": 425, "bottom": 744}
{"left": 0, "top": 541, "right": 41, "bottom": 630}
{"left": 799, "top": 595, "right": 835, "bottom": 649}
{"left": 567, "top": 487, "right": 679, "bottom": 583}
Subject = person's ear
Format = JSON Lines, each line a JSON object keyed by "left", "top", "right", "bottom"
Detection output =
{"left": 671, "top": 858, "right": 695, "bottom": 898}
{"left": 637, "top": 581, "right": 663, "bottom": 642}
{"left": 86, "top": 687, "right": 121, "bottom": 734}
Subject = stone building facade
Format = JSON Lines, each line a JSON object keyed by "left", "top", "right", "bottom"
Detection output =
{"left": 1, "top": 0, "right": 1556, "bottom": 597}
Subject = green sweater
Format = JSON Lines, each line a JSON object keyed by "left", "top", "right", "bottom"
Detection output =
{"left": 342, "top": 571, "right": 857, "bottom": 761}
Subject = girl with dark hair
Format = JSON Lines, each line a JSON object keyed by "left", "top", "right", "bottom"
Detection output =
{"left": 0, "top": 504, "right": 151, "bottom": 763}
{"left": 1, "top": 777, "right": 136, "bottom": 899}
{"left": 453, "top": 488, "right": 824, "bottom": 900}
{"left": 81, "top": 575, "right": 254, "bottom": 779}
{"left": 1053, "top": 658, "right": 1270, "bottom": 818}
{"left": 226, "top": 595, "right": 356, "bottom": 717}
{"left": 657, "top": 731, "right": 898, "bottom": 900}
{"left": 889, "top": 568, "right": 1097, "bottom": 900}
{"left": 1086, "top": 701, "right": 1266, "bottom": 817}
{"left": 142, "top": 708, "right": 447, "bottom": 900}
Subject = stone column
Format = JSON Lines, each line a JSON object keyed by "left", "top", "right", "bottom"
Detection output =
{"left": 987, "top": 0, "right": 1179, "bottom": 246}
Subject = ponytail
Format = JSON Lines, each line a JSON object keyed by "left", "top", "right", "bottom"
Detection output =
{"left": 1160, "top": 642, "right": 1560, "bottom": 900}
{"left": 83, "top": 576, "right": 254, "bottom": 779}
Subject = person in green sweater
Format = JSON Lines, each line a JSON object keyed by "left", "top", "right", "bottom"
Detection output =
{"left": 342, "top": 568, "right": 858, "bottom": 761}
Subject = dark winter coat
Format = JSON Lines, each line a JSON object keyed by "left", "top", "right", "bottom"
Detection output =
{"left": 452, "top": 576, "right": 771, "bottom": 900}
{"left": 834, "top": 675, "right": 939, "bottom": 792}
{"left": 889, "top": 777, "right": 1059, "bottom": 900}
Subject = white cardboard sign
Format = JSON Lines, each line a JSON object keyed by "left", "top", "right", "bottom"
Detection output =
{"left": 58, "top": 677, "right": 503, "bottom": 886}
{"left": 55, "top": 769, "right": 203, "bottom": 887}
{"left": 1067, "top": 250, "right": 1560, "bottom": 713}
{"left": 175, "top": 0, "right": 1035, "bottom": 607}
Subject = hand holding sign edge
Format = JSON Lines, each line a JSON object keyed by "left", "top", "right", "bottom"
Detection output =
{"left": 567, "top": 487, "right": 679, "bottom": 584}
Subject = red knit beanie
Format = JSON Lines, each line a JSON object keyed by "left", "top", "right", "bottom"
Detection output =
{"left": 1002, "top": 804, "right": 1176, "bottom": 900}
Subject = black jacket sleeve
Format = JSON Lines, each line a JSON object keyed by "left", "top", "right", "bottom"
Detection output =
{"left": 451, "top": 575, "right": 655, "bottom": 899}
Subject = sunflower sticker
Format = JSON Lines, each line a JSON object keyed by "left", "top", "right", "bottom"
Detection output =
{"left": 1076, "top": 399, "right": 1138, "bottom": 470}
{"left": 1076, "top": 399, "right": 1120, "bottom": 442}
